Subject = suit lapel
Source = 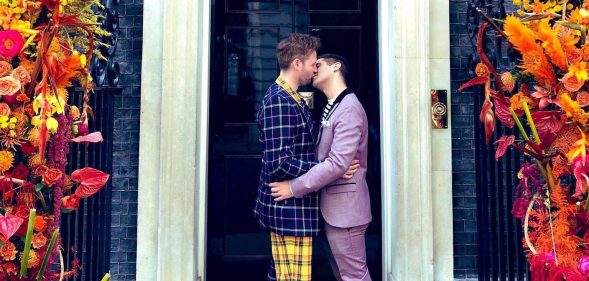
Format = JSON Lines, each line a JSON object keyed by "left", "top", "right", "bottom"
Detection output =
{"left": 316, "top": 89, "right": 353, "bottom": 145}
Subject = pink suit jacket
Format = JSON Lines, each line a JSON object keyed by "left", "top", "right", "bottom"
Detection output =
{"left": 290, "top": 91, "right": 372, "bottom": 228}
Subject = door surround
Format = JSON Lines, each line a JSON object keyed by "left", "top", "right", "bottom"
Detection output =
{"left": 136, "top": 0, "right": 453, "bottom": 280}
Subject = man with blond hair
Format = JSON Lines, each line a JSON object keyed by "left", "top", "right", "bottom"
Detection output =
{"left": 255, "top": 33, "right": 321, "bottom": 281}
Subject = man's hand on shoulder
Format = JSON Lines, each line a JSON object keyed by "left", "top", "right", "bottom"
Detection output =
{"left": 270, "top": 181, "right": 294, "bottom": 201}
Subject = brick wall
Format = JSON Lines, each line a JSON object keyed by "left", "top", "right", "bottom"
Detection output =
{"left": 450, "top": 0, "right": 479, "bottom": 278}
{"left": 109, "top": 0, "right": 143, "bottom": 279}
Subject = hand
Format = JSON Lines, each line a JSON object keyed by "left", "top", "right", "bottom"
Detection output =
{"left": 342, "top": 159, "right": 360, "bottom": 179}
{"left": 270, "top": 181, "right": 294, "bottom": 201}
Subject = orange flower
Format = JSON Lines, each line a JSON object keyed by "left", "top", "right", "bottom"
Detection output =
{"left": 0, "top": 242, "right": 16, "bottom": 261}
{"left": 0, "top": 61, "right": 12, "bottom": 77}
{"left": 475, "top": 63, "right": 489, "bottom": 77}
{"left": 561, "top": 92, "right": 583, "bottom": 117}
{"left": 567, "top": 128, "right": 588, "bottom": 163}
{"left": 21, "top": 250, "right": 39, "bottom": 268}
{"left": 537, "top": 18, "right": 567, "bottom": 71}
{"left": 521, "top": 50, "right": 558, "bottom": 87}
{"left": 33, "top": 216, "right": 46, "bottom": 232}
{"left": 569, "top": 61, "right": 589, "bottom": 82}
{"left": 2, "top": 262, "right": 17, "bottom": 276}
{"left": 0, "top": 151, "right": 14, "bottom": 173}
{"left": 31, "top": 232, "right": 47, "bottom": 249}
{"left": 562, "top": 73, "right": 584, "bottom": 92}
{"left": 577, "top": 91, "right": 589, "bottom": 106}
{"left": 500, "top": 72, "right": 515, "bottom": 92}
{"left": 565, "top": 46, "right": 583, "bottom": 64}
{"left": 511, "top": 92, "right": 537, "bottom": 111}
{"left": 0, "top": 103, "right": 11, "bottom": 116}
{"left": 0, "top": 76, "right": 20, "bottom": 96}
{"left": 11, "top": 66, "right": 30, "bottom": 84}
{"left": 505, "top": 16, "right": 541, "bottom": 53}
{"left": 27, "top": 153, "right": 44, "bottom": 168}
{"left": 69, "top": 106, "right": 80, "bottom": 120}
{"left": 62, "top": 195, "right": 80, "bottom": 210}
{"left": 559, "top": 26, "right": 581, "bottom": 48}
{"left": 42, "top": 168, "right": 61, "bottom": 186}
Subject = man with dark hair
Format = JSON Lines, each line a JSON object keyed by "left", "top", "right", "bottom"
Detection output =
{"left": 254, "top": 33, "right": 321, "bottom": 281}
{"left": 270, "top": 54, "right": 373, "bottom": 281}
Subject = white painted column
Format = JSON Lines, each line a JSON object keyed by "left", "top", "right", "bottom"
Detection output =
{"left": 430, "top": 0, "right": 454, "bottom": 280}
{"left": 136, "top": 0, "right": 210, "bottom": 280}
{"left": 380, "top": 0, "right": 452, "bottom": 279}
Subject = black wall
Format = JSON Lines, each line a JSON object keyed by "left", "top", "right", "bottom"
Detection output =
{"left": 109, "top": 0, "right": 142, "bottom": 279}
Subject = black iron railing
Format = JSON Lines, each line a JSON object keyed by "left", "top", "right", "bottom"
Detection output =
{"left": 466, "top": 0, "right": 530, "bottom": 280}
{"left": 61, "top": 87, "right": 119, "bottom": 281}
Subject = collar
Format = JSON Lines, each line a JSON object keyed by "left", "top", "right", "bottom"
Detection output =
{"left": 275, "top": 76, "right": 303, "bottom": 107}
{"left": 333, "top": 88, "right": 353, "bottom": 105}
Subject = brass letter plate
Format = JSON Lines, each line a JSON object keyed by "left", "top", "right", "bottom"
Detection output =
{"left": 431, "top": 89, "right": 448, "bottom": 129}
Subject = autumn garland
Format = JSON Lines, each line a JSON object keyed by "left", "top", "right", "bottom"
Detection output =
{"left": 460, "top": 0, "right": 589, "bottom": 279}
{"left": 0, "top": 0, "right": 112, "bottom": 280}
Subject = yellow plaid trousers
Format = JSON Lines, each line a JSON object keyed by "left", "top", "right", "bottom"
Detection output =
{"left": 270, "top": 232, "right": 313, "bottom": 281}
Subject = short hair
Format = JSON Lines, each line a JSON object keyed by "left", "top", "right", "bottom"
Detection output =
{"left": 318, "top": 53, "right": 349, "bottom": 81}
{"left": 277, "top": 33, "right": 321, "bottom": 70}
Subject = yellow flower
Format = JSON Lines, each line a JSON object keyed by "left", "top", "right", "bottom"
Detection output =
{"left": 46, "top": 116, "right": 58, "bottom": 133}
{"left": 0, "top": 150, "right": 14, "bottom": 173}
{"left": 48, "top": 94, "right": 65, "bottom": 114}
{"left": 569, "top": 61, "right": 589, "bottom": 82}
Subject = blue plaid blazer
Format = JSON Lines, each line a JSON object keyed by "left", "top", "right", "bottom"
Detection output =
{"left": 254, "top": 82, "right": 320, "bottom": 237}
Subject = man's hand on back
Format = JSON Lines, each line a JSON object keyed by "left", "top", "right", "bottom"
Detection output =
{"left": 342, "top": 159, "right": 360, "bottom": 179}
{"left": 270, "top": 181, "right": 294, "bottom": 201}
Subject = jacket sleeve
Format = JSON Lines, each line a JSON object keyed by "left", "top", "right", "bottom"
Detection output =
{"left": 260, "top": 94, "right": 315, "bottom": 181}
{"left": 289, "top": 106, "right": 362, "bottom": 197}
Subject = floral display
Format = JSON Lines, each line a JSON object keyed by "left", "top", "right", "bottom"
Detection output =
{"left": 458, "top": 0, "right": 589, "bottom": 279}
{"left": 0, "top": 0, "right": 112, "bottom": 280}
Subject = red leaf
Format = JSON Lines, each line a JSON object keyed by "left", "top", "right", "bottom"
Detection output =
{"left": 495, "top": 135, "right": 515, "bottom": 160}
{"left": 490, "top": 92, "right": 515, "bottom": 128}
{"left": 0, "top": 213, "right": 24, "bottom": 239}
{"left": 71, "top": 132, "right": 103, "bottom": 143}
{"left": 531, "top": 111, "right": 564, "bottom": 135}
{"left": 457, "top": 76, "right": 489, "bottom": 92}
{"left": 480, "top": 99, "right": 495, "bottom": 143}
{"left": 71, "top": 168, "right": 110, "bottom": 198}
{"left": 39, "top": 0, "right": 59, "bottom": 10}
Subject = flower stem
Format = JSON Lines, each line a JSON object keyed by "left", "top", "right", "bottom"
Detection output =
{"left": 510, "top": 108, "right": 529, "bottom": 141}
{"left": 20, "top": 208, "right": 36, "bottom": 277}
{"left": 522, "top": 101, "right": 540, "bottom": 144}
{"left": 36, "top": 229, "right": 58, "bottom": 281}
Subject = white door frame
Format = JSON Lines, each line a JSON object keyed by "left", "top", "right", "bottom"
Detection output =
{"left": 136, "top": 0, "right": 453, "bottom": 280}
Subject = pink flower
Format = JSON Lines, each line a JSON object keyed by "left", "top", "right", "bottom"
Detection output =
{"left": 511, "top": 198, "right": 528, "bottom": 219}
{"left": 580, "top": 256, "right": 589, "bottom": 275}
{"left": 0, "top": 76, "right": 20, "bottom": 96}
{"left": 531, "top": 86, "right": 553, "bottom": 110}
{"left": 572, "top": 155, "right": 589, "bottom": 197}
{"left": 0, "top": 30, "right": 24, "bottom": 58}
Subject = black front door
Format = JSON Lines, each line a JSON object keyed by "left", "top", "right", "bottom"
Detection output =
{"left": 207, "top": 1, "right": 380, "bottom": 280}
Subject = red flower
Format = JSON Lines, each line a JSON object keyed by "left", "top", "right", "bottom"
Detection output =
{"left": 9, "top": 164, "right": 29, "bottom": 180}
{"left": 0, "top": 242, "right": 16, "bottom": 261}
{"left": 62, "top": 195, "right": 80, "bottom": 210}
{"left": 42, "top": 168, "right": 62, "bottom": 186}
{"left": 0, "top": 30, "right": 24, "bottom": 58}
{"left": 72, "top": 167, "right": 110, "bottom": 198}
{"left": 19, "top": 141, "right": 37, "bottom": 155}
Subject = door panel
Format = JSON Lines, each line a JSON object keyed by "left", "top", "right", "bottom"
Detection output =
{"left": 208, "top": 1, "right": 380, "bottom": 280}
